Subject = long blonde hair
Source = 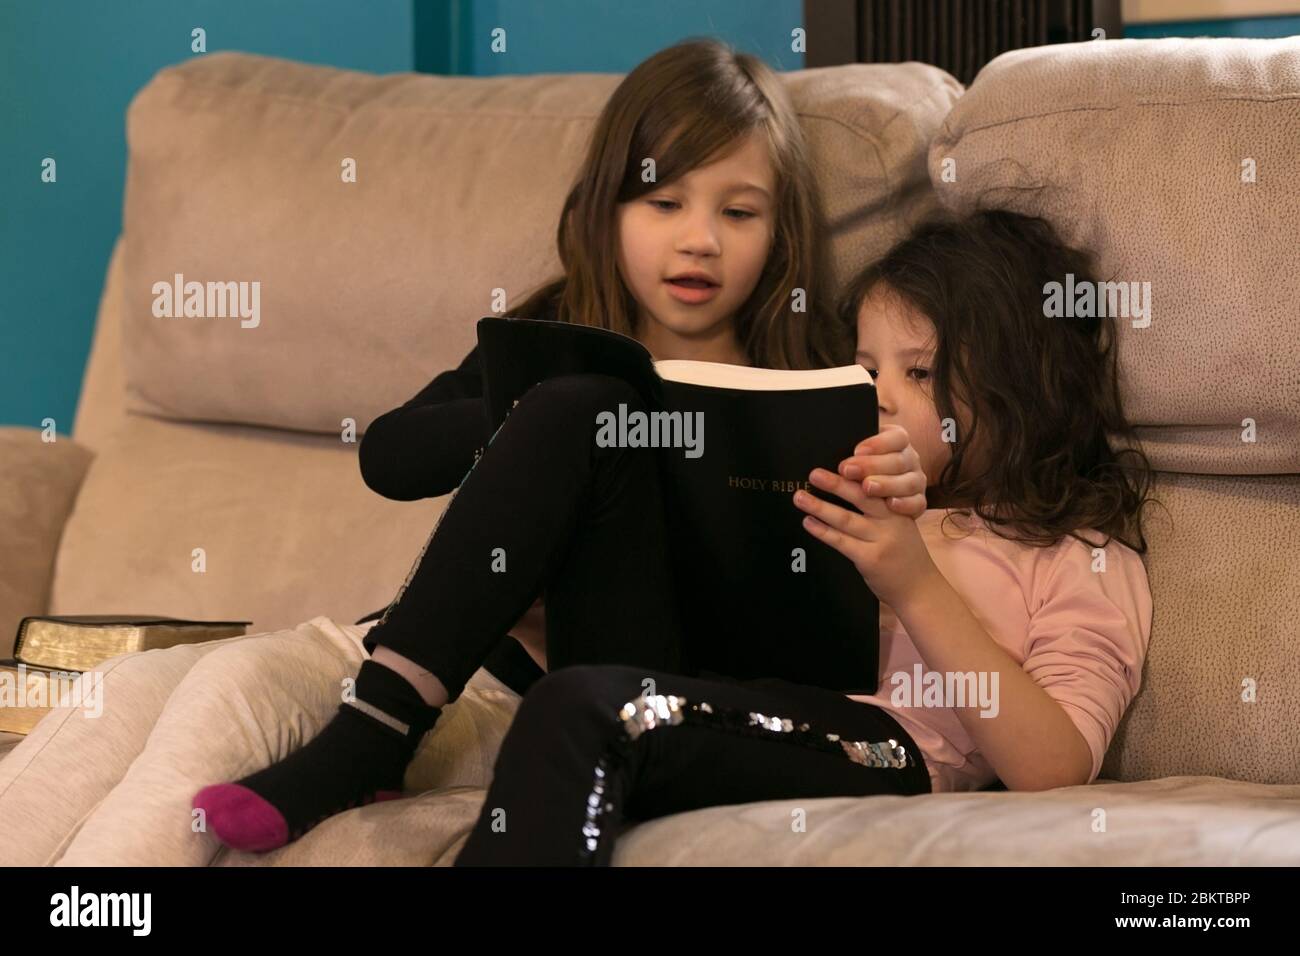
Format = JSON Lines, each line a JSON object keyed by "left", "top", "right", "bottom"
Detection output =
{"left": 513, "top": 37, "right": 847, "bottom": 370}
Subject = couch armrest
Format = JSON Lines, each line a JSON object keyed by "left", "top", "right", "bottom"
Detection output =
{"left": 0, "top": 427, "right": 95, "bottom": 659}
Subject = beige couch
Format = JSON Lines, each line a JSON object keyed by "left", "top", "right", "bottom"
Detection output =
{"left": 2, "top": 37, "right": 1298, "bottom": 866}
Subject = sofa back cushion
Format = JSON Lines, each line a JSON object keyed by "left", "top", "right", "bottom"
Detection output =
{"left": 115, "top": 52, "right": 960, "bottom": 437}
{"left": 931, "top": 36, "right": 1300, "bottom": 475}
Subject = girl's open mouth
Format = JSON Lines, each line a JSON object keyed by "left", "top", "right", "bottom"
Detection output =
{"left": 665, "top": 277, "right": 720, "bottom": 303}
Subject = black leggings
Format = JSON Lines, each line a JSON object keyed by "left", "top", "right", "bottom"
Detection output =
{"left": 363, "top": 373, "right": 686, "bottom": 700}
{"left": 454, "top": 663, "right": 931, "bottom": 866}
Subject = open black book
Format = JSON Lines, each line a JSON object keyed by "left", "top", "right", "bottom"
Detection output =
{"left": 477, "top": 316, "right": 880, "bottom": 693}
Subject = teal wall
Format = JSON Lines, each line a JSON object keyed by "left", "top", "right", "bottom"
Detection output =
{"left": 1, "top": 0, "right": 801, "bottom": 433}
{"left": 416, "top": 0, "right": 804, "bottom": 74}
{"left": 0, "top": 0, "right": 414, "bottom": 434}
{"left": 1127, "top": 15, "right": 1300, "bottom": 38}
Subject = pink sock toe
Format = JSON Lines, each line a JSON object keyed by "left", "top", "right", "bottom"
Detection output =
{"left": 193, "top": 783, "right": 290, "bottom": 853}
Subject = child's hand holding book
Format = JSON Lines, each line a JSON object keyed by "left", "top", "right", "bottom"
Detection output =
{"left": 835, "top": 424, "right": 929, "bottom": 516}
{"left": 794, "top": 423, "right": 940, "bottom": 609}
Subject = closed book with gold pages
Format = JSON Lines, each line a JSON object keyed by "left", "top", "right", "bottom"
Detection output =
{"left": 13, "top": 614, "right": 252, "bottom": 672}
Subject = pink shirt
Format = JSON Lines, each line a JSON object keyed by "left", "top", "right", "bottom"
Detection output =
{"left": 845, "top": 508, "right": 1153, "bottom": 793}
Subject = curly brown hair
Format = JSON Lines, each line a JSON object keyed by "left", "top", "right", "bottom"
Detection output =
{"left": 837, "top": 209, "right": 1164, "bottom": 555}
{"left": 512, "top": 37, "right": 847, "bottom": 370}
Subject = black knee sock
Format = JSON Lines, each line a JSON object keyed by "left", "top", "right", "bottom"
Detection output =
{"left": 195, "top": 659, "right": 443, "bottom": 850}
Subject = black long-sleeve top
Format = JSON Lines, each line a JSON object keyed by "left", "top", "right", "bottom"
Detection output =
{"left": 358, "top": 345, "right": 492, "bottom": 502}
{"left": 359, "top": 301, "right": 559, "bottom": 500}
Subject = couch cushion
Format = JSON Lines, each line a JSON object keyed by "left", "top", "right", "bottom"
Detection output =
{"left": 116, "top": 52, "right": 959, "bottom": 434}
{"left": 51, "top": 406, "right": 440, "bottom": 632}
{"left": 611, "top": 774, "right": 1300, "bottom": 865}
{"left": 930, "top": 37, "right": 1300, "bottom": 474}
{"left": 0, "top": 428, "right": 94, "bottom": 658}
{"left": 1103, "top": 473, "right": 1300, "bottom": 785}
{"left": 226, "top": 775, "right": 1300, "bottom": 866}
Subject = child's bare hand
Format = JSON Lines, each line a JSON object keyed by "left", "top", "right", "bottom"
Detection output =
{"left": 793, "top": 470, "right": 938, "bottom": 610}
{"left": 835, "top": 424, "right": 927, "bottom": 517}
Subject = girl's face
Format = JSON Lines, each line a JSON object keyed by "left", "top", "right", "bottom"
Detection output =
{"left": 855, "top": 282, "right": 964, "bottom": 495}
{"left": 615, "top": 131, "right": 776, "bottom": 361}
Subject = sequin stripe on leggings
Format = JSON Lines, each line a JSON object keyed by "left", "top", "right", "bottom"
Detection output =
{"left": 578, "top": 690, "right": 913, "bottom": 862}
{"left": 373, "top": 412, "right": 512, "bottom": 629}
